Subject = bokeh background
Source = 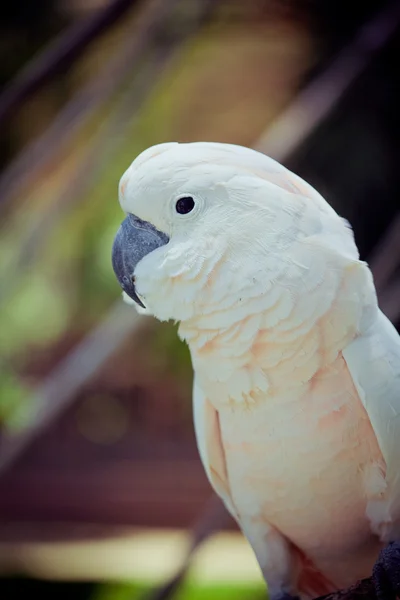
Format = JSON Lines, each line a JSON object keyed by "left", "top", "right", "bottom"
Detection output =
{"left": 0, "top": 1, "right": 399, "bottom": 599}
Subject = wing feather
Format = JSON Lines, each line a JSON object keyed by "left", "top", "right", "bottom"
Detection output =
{"left": 343, "top": 309, "right": 400, "bottom": 538}
{"left": 192, "top": 377, "right": 237, "bottom": 519}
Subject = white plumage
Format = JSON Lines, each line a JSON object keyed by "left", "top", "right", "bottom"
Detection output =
{"left": 116, "top": 141, "right": 400, "bottom": 599}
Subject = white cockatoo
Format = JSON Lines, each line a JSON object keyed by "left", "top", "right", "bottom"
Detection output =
{"left": 112, "top": 142, "right": 400, "bottom": 600}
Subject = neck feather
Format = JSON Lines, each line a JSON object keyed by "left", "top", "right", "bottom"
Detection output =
{"left": 178, "top": 257, "right": 371, "bottom": 408}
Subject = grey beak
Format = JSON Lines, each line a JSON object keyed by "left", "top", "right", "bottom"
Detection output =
{"left": 112, "top": 214, "right": 169, "bottom": 308}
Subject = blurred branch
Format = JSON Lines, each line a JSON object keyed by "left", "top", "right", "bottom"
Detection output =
{"left": 0, "top": 302, "right": 142, "bottom": 475}
{"left": 142, "top": 495, "right": 232, "bottom": 600}
{"left": 255, "top": 0, "right": 400, "bottom": 162}
{"left": 0, "top": 0, "right": 185, "bottom": 212}
{"left": 0, "top": 0, "right": 138, "bottom": 127}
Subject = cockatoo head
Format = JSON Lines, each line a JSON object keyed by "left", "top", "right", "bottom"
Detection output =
{"left": 112, "top": 142, "right": 357, "bottom": 324}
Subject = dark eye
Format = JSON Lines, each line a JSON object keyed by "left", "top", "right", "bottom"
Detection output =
{"left": 176, "top": 196, "right": 195, "bottom": 214}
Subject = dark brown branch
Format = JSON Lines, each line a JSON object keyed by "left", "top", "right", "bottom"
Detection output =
{"left": 139, "top": 495, "right": 232, "bottom": 600}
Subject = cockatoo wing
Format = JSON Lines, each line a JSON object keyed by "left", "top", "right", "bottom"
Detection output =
{"left": 342, "top": 308, "right": 400, "bottom": 540}
{"left": 192, "top": 377, "right": 237, "bottom": 519}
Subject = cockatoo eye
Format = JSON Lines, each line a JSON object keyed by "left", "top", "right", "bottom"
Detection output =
{"left": 175, "top": 196, "right": 195, "bottom": 214}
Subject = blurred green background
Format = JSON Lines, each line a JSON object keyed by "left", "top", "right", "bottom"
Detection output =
{"left": 0, "top": 1, "right": 399, "bottom": 599}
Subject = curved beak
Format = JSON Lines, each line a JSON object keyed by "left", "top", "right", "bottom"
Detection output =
{"left": 112, "top": 214, "right": 169, "bottom": 308}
